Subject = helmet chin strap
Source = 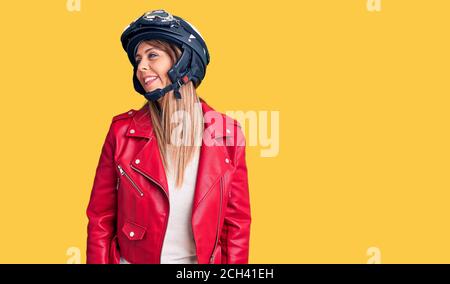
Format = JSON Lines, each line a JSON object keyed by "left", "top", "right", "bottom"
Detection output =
{"left": 143, "top": 74, "right": 190, "bottom": 101}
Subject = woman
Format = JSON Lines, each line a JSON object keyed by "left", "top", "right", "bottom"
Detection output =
{"left": 86, "top": 9, "right": 251, "bottom": 264}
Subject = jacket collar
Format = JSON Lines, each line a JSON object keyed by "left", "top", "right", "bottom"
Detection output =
{"left": 127, "top": 98, "right": 235, "bottom": 209}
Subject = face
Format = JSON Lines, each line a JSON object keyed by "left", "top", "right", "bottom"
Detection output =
{"left": 135, "top": 41, "right": 173, "bottom": 93}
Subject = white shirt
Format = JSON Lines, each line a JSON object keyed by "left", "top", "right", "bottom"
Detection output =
{"left": 120, "top": 147, "right": 200, "bottom": 264}
{"left": 160, "top": 146, "right": 200, "bottom": 264}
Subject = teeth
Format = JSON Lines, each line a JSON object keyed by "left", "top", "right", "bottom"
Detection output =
{"left": 145, "top": 76, "right": 157, "bottom": 83}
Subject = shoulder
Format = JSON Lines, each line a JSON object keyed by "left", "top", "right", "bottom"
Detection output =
{"left": 106, "top": 108, "right": 138, "bottom": 138}
{"left": 207, "top": 111, "right": 245, "bottom": 146}
{"left": 112, "top": 109, "right": 137, "bottom": 122}
{"left": 223, "top": 114, "right": 245, "bottom": 144}
{"left": 200, "top": 99, "right": 241, "bottom": 129}
{"left": 222, "top": 113, "right": 242, "bottom": 131}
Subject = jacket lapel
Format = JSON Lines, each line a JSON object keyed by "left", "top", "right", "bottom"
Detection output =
{"left": 193, "top": 101, "right": 233, "bottom": 209}
{"left": 128, "top": 99, "right": 233, "bottom": 207}
{"left": 126, "top": 105, "right": 169, "bottom": 198}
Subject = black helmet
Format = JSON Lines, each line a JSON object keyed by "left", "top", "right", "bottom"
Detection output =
{"left": 120, "top": 9, "right": 210, "bottom": 101}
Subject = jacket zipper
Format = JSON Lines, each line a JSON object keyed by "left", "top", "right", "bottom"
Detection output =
{"left": 130, "top": 163, "right": 170, "bottom": 263}
{"left": 210, "top": 177, "right": 224, "bottom": 263}
{"left": 117, "top": 165, "right": 144, "bottom": 197}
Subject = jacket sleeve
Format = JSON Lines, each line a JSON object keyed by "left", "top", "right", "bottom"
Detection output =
{"left": 220, "top": 125, "right": 252, "bottom": 264}
{"left": 86, "top": 121, "right": 118, "bottom": 264}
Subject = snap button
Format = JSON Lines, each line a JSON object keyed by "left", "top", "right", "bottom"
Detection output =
{"left": 129, "top": 129, "right": 135, "bottom": 134}
{"left": 226, "top": 128, "right": 231, "bottom": 134}
{"left": 129, "top": 231, "right": 135, "bottom": 237}
{"left": 225, "top": 158, "right": 230, "bottom": 164}
{"left": 135, "top": 159, "right": 140, "bottom": 164}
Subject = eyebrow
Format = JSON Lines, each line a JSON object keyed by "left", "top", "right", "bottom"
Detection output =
{"left": 135, "top": 47, "right": 158, "bottom": 59}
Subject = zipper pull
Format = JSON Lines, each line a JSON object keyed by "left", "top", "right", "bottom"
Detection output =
{"left": 117, "top": 165, "right": 125, "bottom": 175}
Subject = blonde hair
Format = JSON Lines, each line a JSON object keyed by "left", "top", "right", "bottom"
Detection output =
{"left": 139, "top": 39, "right": 204, "bottom": 189}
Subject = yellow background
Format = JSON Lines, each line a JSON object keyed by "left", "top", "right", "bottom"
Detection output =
{"left": 0, "top": 0, "right": 449, "bottom": 263}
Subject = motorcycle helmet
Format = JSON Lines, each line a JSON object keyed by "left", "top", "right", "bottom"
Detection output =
{"left": 120, "top": 9, "right": 210, "bottom": 101}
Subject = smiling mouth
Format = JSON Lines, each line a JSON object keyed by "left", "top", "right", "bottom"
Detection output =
{"left": 144, "top": 76, "right": 159, "bottom": 86}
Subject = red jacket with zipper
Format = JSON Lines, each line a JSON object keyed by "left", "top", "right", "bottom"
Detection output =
{"left": 86, "top": 98, "right": 251, "bottom": 264}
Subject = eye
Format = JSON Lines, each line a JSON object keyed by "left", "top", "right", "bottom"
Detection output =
{"left": 135, "top": 53, "right": 157, "bottom": 65}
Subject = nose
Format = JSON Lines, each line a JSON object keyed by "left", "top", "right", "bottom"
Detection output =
{"left": 138, "top": 59, "right": 151, "bottom": 72}
{"left": 139, "top": 63, "right": 149, "bottom": 71}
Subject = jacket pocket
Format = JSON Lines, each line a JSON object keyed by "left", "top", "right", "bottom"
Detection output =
{"left": 121, "top": 220, "right": 147, "bottom": 241}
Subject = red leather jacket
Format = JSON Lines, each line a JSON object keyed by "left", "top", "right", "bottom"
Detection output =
{"left": 86, "top": 98, "right": 251, "bottom": 264}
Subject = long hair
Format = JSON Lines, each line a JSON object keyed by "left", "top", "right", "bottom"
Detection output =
{"left": 139, "top": 39, "right": 204, "bottom": 189}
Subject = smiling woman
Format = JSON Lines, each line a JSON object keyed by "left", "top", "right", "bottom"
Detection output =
{"left": 86, "top": 9, "right": 251, "bottom": 265}
{"left": 132, "top": 38, "right": 203, "bottom": 189}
